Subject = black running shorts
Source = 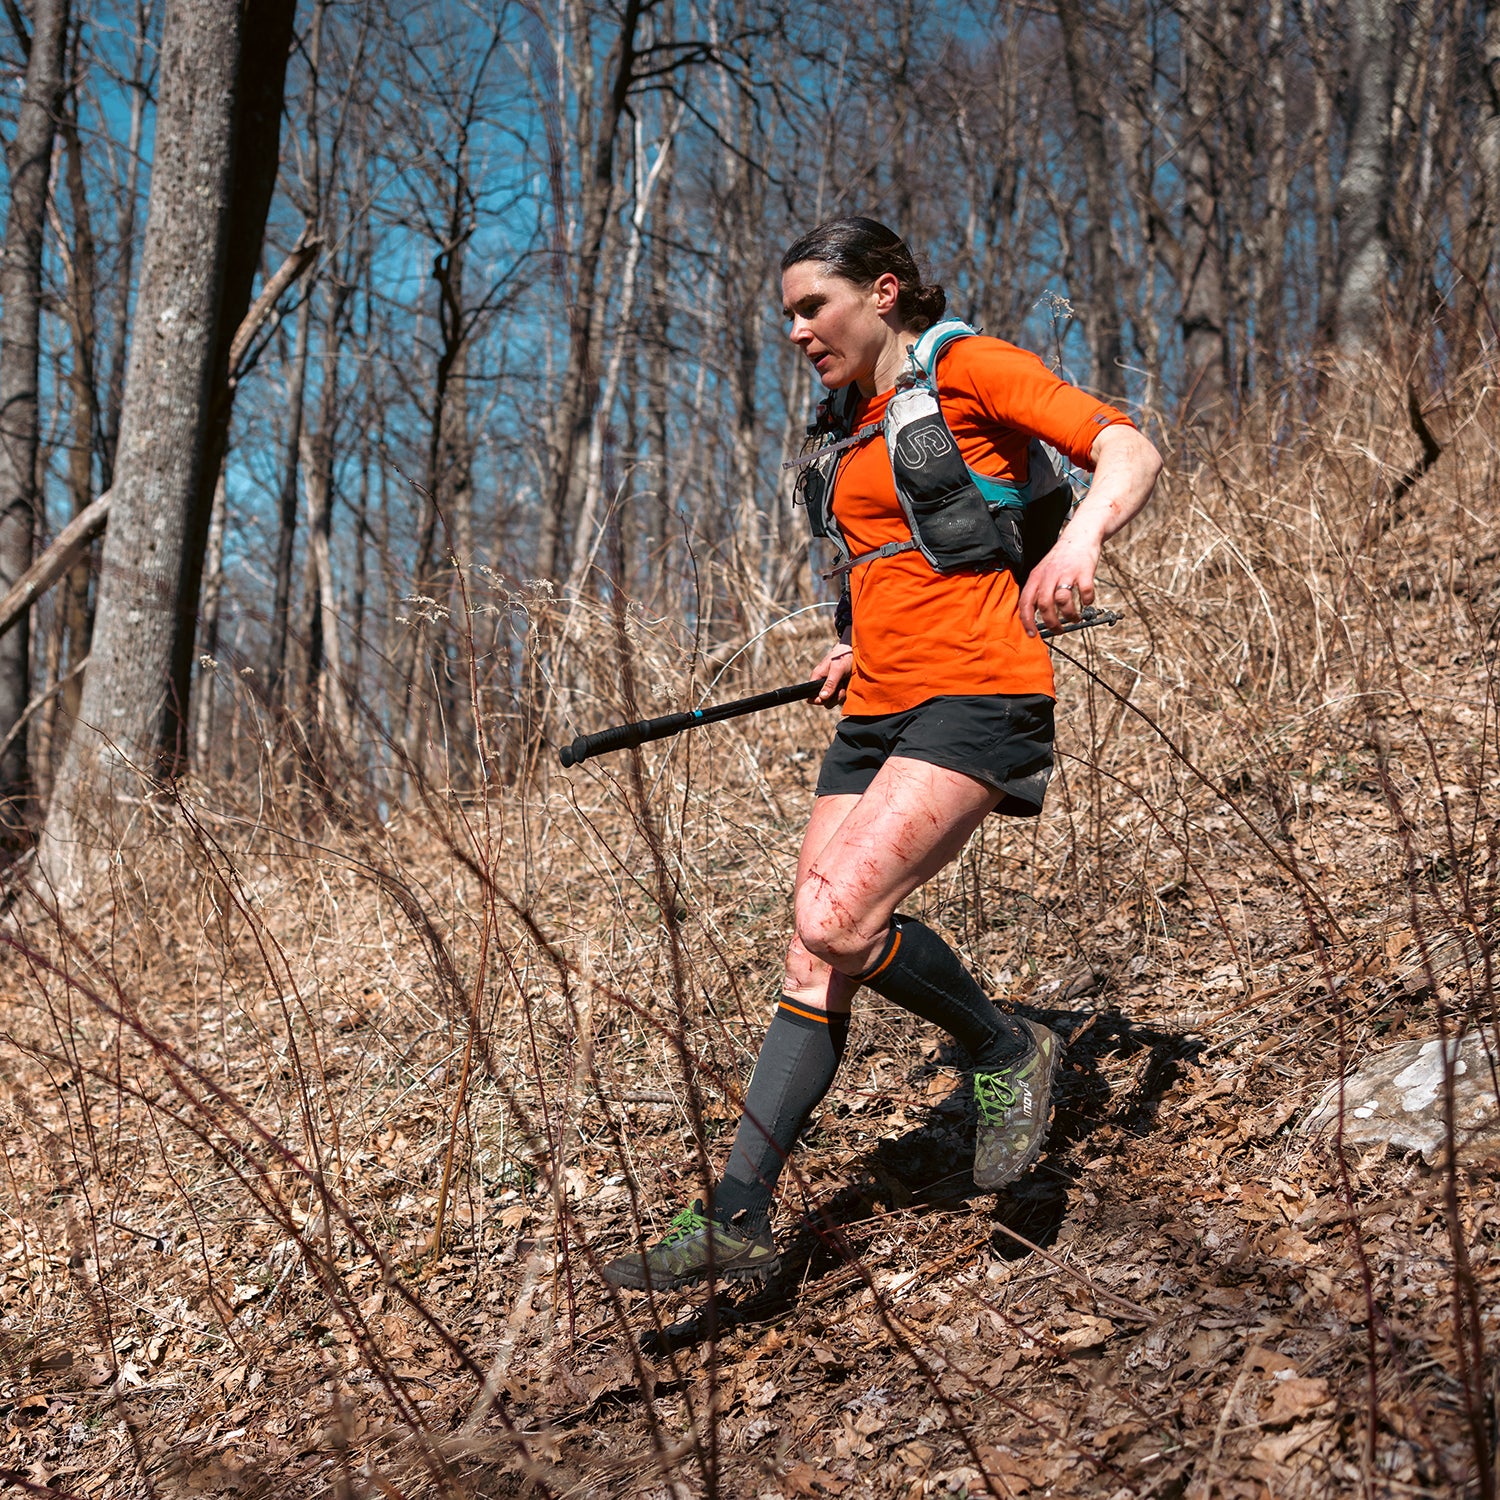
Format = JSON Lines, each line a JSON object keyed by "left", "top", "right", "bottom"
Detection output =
{"left": 814, "top": 693, "right": 1055, "bottom": 818}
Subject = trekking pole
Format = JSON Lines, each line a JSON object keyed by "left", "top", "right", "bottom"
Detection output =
{"left": 557, "top": 605, "right": 1122, "bottom": 767}
{"left": 558, "top": 680, "right": 823, "bottom": 767}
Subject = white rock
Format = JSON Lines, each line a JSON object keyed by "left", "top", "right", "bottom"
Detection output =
{"left": 1302, "top": 1032, "right": 1500, "bottom": 1163}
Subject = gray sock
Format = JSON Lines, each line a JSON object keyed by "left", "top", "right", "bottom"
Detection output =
{"left": 713, "top": 998, "right": 849, "bottom": 1233}
{"left": 855, "top": 914, "right": 1028, "bottom": 1069}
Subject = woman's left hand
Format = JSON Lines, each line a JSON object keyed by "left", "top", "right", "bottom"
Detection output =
{"left": 1019, "top": 533, "right": 1102, "bottom": 636}
{"left": 1019, "top": 425, "right": 1162, "bottom": 637}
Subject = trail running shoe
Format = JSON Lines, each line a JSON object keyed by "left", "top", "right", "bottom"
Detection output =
{"left": 972, "top": 1020, "right": 1061, "bottom": 1190}
{"left": 600, "top": 1202, "right": 780, "bottom": 1292}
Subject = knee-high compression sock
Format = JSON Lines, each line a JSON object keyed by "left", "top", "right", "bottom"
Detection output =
{"left": 854, "top": 914, "right": 1028, "bottom": 1069}
{"left": 713, "top": 999, "right": 850, "bottom": 1234}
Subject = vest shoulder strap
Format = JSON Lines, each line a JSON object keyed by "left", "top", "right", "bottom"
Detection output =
{"left": 907, "top": 318, "right": 981, "bottom": 385}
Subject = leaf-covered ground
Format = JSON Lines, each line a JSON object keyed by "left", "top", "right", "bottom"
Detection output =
{"left": 0, "top": 377, "right": 1496, "bottom": 1497}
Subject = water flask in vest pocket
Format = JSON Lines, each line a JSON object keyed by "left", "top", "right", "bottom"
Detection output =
{"left": 887, "top": 387, "right": 1019, "bottom": 573}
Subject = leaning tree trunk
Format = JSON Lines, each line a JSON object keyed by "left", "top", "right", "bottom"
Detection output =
{"left": 41, "top": 0, "right": 295, "bottom": 901}
{"left": 0, "top": 0, "right": 69, "bottom": 833}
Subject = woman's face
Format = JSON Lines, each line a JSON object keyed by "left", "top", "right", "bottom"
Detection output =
{"left": 781, "top": 261, "right": 899, "bottom": 390}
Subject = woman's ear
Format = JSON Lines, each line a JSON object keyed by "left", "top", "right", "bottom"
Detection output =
{"left": 871, "top": 271, "right": 902, "bottom": 316}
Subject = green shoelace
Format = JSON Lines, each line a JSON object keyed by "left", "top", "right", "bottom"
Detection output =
{"left": 974, "top": 1071, "right": 1018, "bottom": 1124}
{"left": 663, "top": 1204, "right": 709, "bottom": 1243}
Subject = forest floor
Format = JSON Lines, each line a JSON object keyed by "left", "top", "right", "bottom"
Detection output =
{"left": 0, "top": 375, "right": 1497, "bottom": 1498}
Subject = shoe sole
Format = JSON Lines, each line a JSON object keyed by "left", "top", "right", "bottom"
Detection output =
{"left": 973, "top": 1024, "right": 1061, "bottom": 1192}
{"left": 603, "top": 1256, "right": 781, "bottom": 1293}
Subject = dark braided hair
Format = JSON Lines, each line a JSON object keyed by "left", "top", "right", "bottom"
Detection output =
{"left": 780, "top": 217, "right": 948, "bottom": 332}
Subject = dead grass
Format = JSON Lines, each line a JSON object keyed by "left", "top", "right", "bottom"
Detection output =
{"left": 0, "top": 355, "right": 1496, "bottom": 1498}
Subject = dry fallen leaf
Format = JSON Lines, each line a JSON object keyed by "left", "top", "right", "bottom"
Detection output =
{"left": 1247, "top": 1346, "right": 1299, "bottom": 1377}
{"left": 1267, "top": 1226, "right": 1319, "bottom": 1264}
{"left": 978, "top": 1444, "right": 1035, "bottom": 1495}
{"left": 1262, "top": 1375, "right": 1332, "bottom": 1426}
{"left": 1055, "top": 1316, "right": 1115, "bottom": 1353}
{"left": 746, "top": 1378, "right": 778, "bottom": 1410}
{"left": 780, "top": 1460, "right": 847, "bottom": 1496}
{"left": 1253, "top": 1417, "right": 1335, "bottom": 1464}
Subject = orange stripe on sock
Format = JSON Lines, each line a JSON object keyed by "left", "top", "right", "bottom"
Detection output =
{"left": 778, "top": 1000, "right": 832, "bottom": 1024}
{"left": 859, "top": 926, "right": 902, "bottom": 984}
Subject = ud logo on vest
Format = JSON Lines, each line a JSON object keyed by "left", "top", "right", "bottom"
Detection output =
{"left": 895, "top": 421, "right": 954, "bottom": 468}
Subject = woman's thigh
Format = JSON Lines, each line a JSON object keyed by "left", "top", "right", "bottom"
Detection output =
{"left": 784, "top": 759, "right": 1000, "bottom": 996}
{"left": 794, "top": 791, "right": 861, "bottom": 895}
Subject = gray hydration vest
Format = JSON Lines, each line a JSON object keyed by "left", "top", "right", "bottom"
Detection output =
{"left": 793, "top": 319, "right": 1074, "bottom": 586}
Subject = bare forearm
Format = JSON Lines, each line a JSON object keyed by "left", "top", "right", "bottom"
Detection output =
{"left": 1066, "top": 425, "right": 1162, "bottom": 550}
{"left": 1018, "top": 424, "right": 1161, "bottom": 635}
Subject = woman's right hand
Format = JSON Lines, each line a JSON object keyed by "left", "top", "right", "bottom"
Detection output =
{"left": 810, "top": 643, "right": 854, "bottom": 706}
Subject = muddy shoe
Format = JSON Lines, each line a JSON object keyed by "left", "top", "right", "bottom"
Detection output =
{"left": 972, "top": 1020, "right": 1060, "bottom": 1190}
{"left": 601, "top": 1202, "right": 780, "bottom": 1292}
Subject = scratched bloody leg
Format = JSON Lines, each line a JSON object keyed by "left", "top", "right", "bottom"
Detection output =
{"left": 783, "top": 759, "right": 1000, "bottom": 1012}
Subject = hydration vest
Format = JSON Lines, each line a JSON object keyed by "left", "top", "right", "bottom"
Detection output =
{"left": 792, "top": 319, "right": 1074, "bottom": 586}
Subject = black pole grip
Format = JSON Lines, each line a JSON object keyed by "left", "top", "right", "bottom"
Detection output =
{"left": 558, "top": 711, "right": 696, "bottom": 767}
{"left": 558, "top": 678, "right": 822, "bottom": 767}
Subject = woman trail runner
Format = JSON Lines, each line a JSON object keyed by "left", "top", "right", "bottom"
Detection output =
{"left": 602, "top": 218, "right": 1161, "bottom": 1291}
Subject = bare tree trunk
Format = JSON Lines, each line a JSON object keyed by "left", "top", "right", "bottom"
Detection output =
{"left": 401, "top": 232, "right": 469, "bottom": 775}
{"left": 567, "top": 101, "right": 682, "bottom": 592}
{"left": 536, "top": 0, "right": 644, "bottom": 581}
{"left": 191, "top": 466, "right": 227, "bottom": 773}
{"left": 1118, "top": 4, "right": 1167, "bottom": 396}
{"left": 438, "top": 318, "right": 474, "bottom": 763}
{"left": 643, "top": 147, "right": 673, "bottom": 612}
{"left": 42, "top": 0, "right": 296, "bottom": 897}
{"left": 101, "top": 2, "right": 151, "bottom": 489}
{"left": 1179, "top": 0, "right": 1229, "bottom": 419}
{"left": 267, "top": 0, "right": 327, "bottom": 705}
{"left": 1458, "top": 0, "right": 1500, "bottom": 361}
{"left": 43, "top": 72, "right": 102, "bottom": 776}
{"left": 1296, "top": 0, "right": 1339, "bottom": 345}
{"left": 350, "top": 228, "right": 374, "bottom": 698}
{"left": 0, "top": 0, "right": 69, "bottom": 827}
{"left": 724, "top": 86, "right": 768, "bottom": 637}
{"left": 886, "top": 0, "right": 917, "bottom": 233}
{"left": 267, "top": 299, "right": 310, "bottom": 701}
{"left": 299, "top": 277, "right": 352, "bottom": 746}
{"left": 1387, "top": 0, "right": 1443, "bottom": 332}
{"left": 412, "top": 233, "right": 468, "bottom": 589}
{"left": 350, "top": 436, "right": 370, "bottom": 698}
{"left": 1056, "top": 0, "right": 1125, "bottom": 393}
{"left": 176, "top": 3, "right": 299, "bottom": 760}
{"left": 1333, "top": 0, "right": 1397, "bottom": 354}
{"left": 1253, "top": 0, "right": 1290, "bottom": 393}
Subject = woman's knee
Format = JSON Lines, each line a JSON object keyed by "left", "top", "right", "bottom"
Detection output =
{"left": 794, "top": 880, "right": 875, "bottom": 969}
